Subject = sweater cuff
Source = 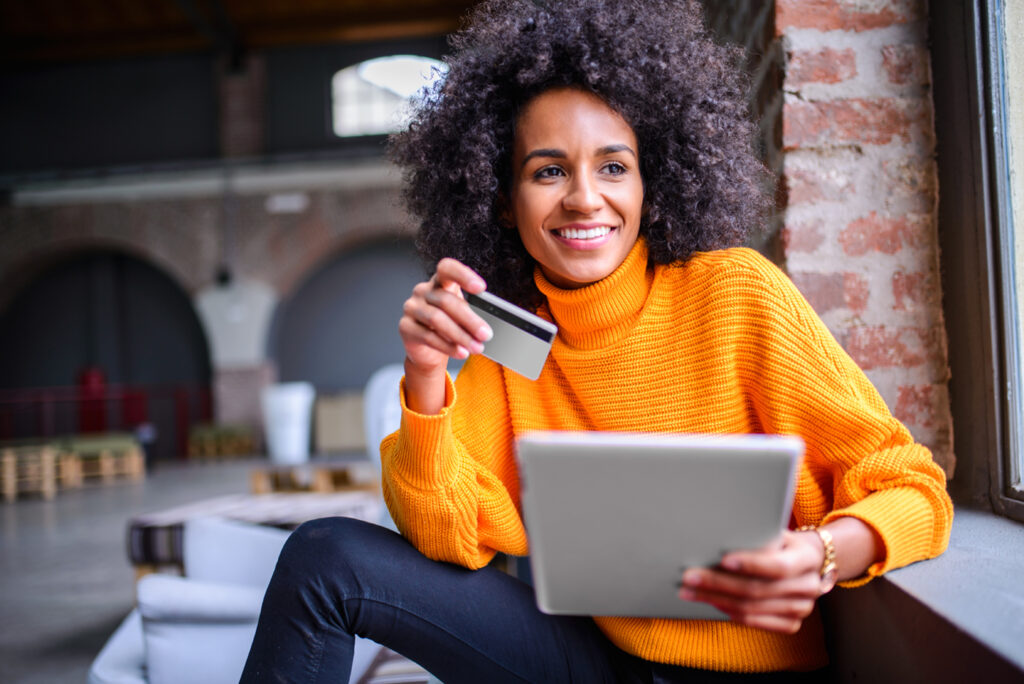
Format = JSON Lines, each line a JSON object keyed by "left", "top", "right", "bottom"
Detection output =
{"left": 387, "top": 373, "right": 460, "bottom": 491}
{"left": 823, "top": 487, "right": 938, "bottom": 588}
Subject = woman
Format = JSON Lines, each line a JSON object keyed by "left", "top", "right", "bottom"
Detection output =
{"left": 242, "top": 1, "right": 952, "bottom": 681}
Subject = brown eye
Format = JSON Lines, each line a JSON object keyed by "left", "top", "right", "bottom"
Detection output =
{"left": 534, "top": 166, "right": 565, "bottom": 179}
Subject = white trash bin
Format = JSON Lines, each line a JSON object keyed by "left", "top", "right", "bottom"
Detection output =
{"left": 261, "top": 382, "right": 315, "bottom": 464}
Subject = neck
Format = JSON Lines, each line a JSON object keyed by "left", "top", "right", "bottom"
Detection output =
{"left": 534, "top": 238, "right": 653, "bottom": 349}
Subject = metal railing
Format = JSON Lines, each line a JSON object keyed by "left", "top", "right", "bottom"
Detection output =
{"left": 0, "top": 384, "right": 212, "bottom": 461}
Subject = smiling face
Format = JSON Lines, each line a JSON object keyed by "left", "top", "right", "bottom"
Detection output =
{"left": 507, "top": 87, "right": 644, "bottom": 289}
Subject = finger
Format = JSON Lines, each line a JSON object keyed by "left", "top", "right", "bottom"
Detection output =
{"left": 728, "top": 612, "right": 807, "bottom": 635}
{"left": 412, "top": 274, "right": 492, "bottom": 345}
{"left": 681, "top": 567, "right": 819, "bottom": 601}
{"left": 398, "top": 315, "right": 471, "bottom": 360}
{"left": 423, "top": 287, "right": 493, "bottom": 344}
{"left": 679, "top": 588, "right": 813, "bottom": 634}
{"left": 402, "top": 297, "right": 484, "bottom": 355}
{"left": 719, "top": 534, "right": 820, "bottom": 580}
{"left": 717, "top": 551, "right": 807, "bottom": 581}
{"left": 433, "top": 258, "right": 487, "bottom": 295}
{"left": 681, "top": 587, "right": 816, "bottom": 619}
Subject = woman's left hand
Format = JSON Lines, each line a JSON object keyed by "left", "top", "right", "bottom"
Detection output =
{"left": 679, "top": 529, "right": 825, "bottom": 634}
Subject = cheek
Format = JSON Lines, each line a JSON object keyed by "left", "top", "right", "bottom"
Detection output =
{"left": 513, "top": 192, "right": 550, "bottom": 231}
{"left": 613, "top": 186, "right": 644, "bottom": 224}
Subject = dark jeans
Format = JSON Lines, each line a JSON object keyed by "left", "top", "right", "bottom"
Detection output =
{"left": 240, "top": 517, "right": 826, "bottom": 683}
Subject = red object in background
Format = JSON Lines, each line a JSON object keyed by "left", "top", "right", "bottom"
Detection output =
{"left": 122, "top": 389, "right": 149, "bottom": 428}
{"left": 77, "top": 367, "right": 107, "bottom": 433}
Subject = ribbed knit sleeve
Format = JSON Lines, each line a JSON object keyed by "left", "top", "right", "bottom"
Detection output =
{"left": 704, "top": 249, "right": 953, "bottom": 584}
{"left": 380, "top": 356, "right": 529, "bottom": 569}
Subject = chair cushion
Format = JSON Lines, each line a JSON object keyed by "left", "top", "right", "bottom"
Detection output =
{"left": 137, "top": 574, "right": 265, "bottom": 622}
{"left": 138, "top": 575, "right": 263, "bottom": 684}
{"left": 87, "top": 609, "right": 146, "bottom": 684}
{"left": 183, "top": 516, "right": 291, "bottom": 588}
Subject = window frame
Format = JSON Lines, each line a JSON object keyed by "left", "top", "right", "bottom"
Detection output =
{"left": 932, "top": 0, "right": 1024, "bottom": 521}
{"left": 330, "top": 55, "right": 448, "bottom": 139}
{"left": 265, "top": 35, "right": 448, "bottom": 157}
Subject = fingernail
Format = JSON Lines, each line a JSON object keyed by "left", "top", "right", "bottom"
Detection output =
{"left": 478, "top": 325, "right": 493, "bottom": 341}
{"left": 455, "top": 345, "right": 469, "bottom": 359}
{"left": 722, "top": 557, "right": 740, "bottom": 571}
{"left": 679, "top": 588, "right": 696, "bottom": 601}
{"left": 682, "top": 570, "right": 701, "bottom": 587}
{"left": 470, "top": 341, "right": 485, "bottom": 354}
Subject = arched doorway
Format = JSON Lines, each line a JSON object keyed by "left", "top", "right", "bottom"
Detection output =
{"left": 0, "top": 250, "right": 212, "bottom": 461}
{"left": 270, "top": 238, "right": 425, "bottom": 391}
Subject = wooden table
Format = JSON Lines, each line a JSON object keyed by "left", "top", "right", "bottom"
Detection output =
{"left": 126, "top": 490, "right": 383, "bottom": 577}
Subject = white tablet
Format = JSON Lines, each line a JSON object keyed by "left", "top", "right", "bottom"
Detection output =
{"left": 515, "top": 431, "right": 803, "bottom": 619}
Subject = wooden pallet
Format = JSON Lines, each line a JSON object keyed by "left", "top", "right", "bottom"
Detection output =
{"left": 188, "top": 424, "right": 255, "bottom": 460}
{"left": 249, "top": 462, "right": 378, "bottom": 495}
{"left": 1, "top": 448, "right": 83, "bottom": 502}
{"left": 79, "top": 447, "right": 145, "bottom": 483}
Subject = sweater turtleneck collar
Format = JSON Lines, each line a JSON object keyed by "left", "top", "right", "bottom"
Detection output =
{"left": 534, "top": 238, "right": 654, "bottom": 349}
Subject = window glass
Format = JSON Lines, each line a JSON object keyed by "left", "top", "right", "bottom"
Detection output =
{"left": 331, "top": 55, "right": 447, "bottom": 138}
{"left": 999, "top": 2, "right": 1024, "bottom": 492}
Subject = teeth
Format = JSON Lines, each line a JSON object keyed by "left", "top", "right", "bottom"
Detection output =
{"left": 557, "top": 226, "right": 612, "bottom": 240}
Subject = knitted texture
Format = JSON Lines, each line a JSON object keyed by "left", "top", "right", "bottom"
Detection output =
{"left": 381, "top": 239, "right": 953, "bottom": 673}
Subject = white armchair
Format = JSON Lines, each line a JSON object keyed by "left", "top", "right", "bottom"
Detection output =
{"left": 362, "top": 363, "right": 405, "bottom": 530}
{"left": 90, "top": 364, "right": 414, "bottom": 684}
{"left": 89, "top": 517, "right": 381, "bottom": 684}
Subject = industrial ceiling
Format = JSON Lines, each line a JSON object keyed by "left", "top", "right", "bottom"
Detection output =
{"left": 1, "top": 0, "right": 479, "bottom": 65}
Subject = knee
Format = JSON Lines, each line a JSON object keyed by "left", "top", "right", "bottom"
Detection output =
{"left": 278, "top": 516, "right": 393, "bottom": 579}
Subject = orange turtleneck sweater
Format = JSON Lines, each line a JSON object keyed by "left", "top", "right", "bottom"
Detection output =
{"left": 380, "top": 239, "right": 952, "bottom": 673}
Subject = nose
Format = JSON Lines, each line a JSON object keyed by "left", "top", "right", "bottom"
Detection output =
{"left": 562, "top": 173, "right": 603, "bottom": 214}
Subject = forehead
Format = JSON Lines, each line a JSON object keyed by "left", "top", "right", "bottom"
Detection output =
{"left": 513, "top": 88, "right": 637, "bottom": 152}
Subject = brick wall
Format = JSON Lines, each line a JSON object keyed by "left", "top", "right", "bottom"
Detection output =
{"left": 0, "top": 179, "right": 410, "bottom": 302}
{"left": 776, "top": 0, "right": 953, "bottom": 473}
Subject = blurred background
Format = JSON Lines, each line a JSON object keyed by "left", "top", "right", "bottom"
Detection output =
{"left": 0, "top": 0, "right": 791, "bottom": 467}
{"left": 3, "top": 1, "right": 1020, "bottom": 682}
{"left": 0, "top": 0, "right": 482, "bottom": 465}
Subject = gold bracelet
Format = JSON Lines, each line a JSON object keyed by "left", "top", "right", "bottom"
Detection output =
{"left": 798, "top": 525, "right": 838, "bottom": 593}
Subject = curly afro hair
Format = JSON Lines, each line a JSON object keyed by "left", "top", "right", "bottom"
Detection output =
{"left": 390, "top": 0, "right": 770, "bottom": 309}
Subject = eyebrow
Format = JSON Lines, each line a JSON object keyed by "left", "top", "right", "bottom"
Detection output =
{"left": 520, "top": 144, "right": 637, "bottom": 169}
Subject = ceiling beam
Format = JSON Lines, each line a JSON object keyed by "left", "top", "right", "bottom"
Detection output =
{"left": 0, "top": 1, "right": 472, "bottom": 65}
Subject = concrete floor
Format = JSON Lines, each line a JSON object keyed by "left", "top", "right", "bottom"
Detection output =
{"left": 0, "top": 459, "right": 255, "bottom": 684}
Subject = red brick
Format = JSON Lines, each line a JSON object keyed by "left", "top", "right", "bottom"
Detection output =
{"left": 784, "top": 167, "right": 853, "bottom": 205}
{"left": 776, "top": 0, "right": 921, "bottom": 34}
{"left": 839, "top": 212, "right": 927, "bottom": 256}
{"left": 881, "top": 44, "right": 930, "bottom": 86}
{"left": 791, "top": 272, "right": 845, "bottom": 313}
{"left": 781, "top": 221, "right": 827, "bottom": 254}
{"left": 893, "top": 384, "right": 937, "bottom": 428}
{"left": 844, "top": 272, "right": 870, "bottom": 313}
{"left": 787, "top": 47, "right": 857, "bottom": 86}
{"left": 882, "top": 157, "right": 936, "bottom": 202}
{"left": 845, "top": 325, "right": 925, "bottom": 370}
{"left": 790, "top": 271, "right": 870, "bottom": 315}
{"left": 783, "top": 98, "right": 923, "bottom": 149}
{"left": 892, "top": 270, "right": 938, "bottom": 311}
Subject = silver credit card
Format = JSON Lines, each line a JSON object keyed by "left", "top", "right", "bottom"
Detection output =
{"left": 465, "top": 291, "right": 557, "bottom": 381}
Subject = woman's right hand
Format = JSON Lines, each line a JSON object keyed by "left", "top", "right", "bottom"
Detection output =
{"left": 398, "top": 258, "right": 493, "bottom": 414}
